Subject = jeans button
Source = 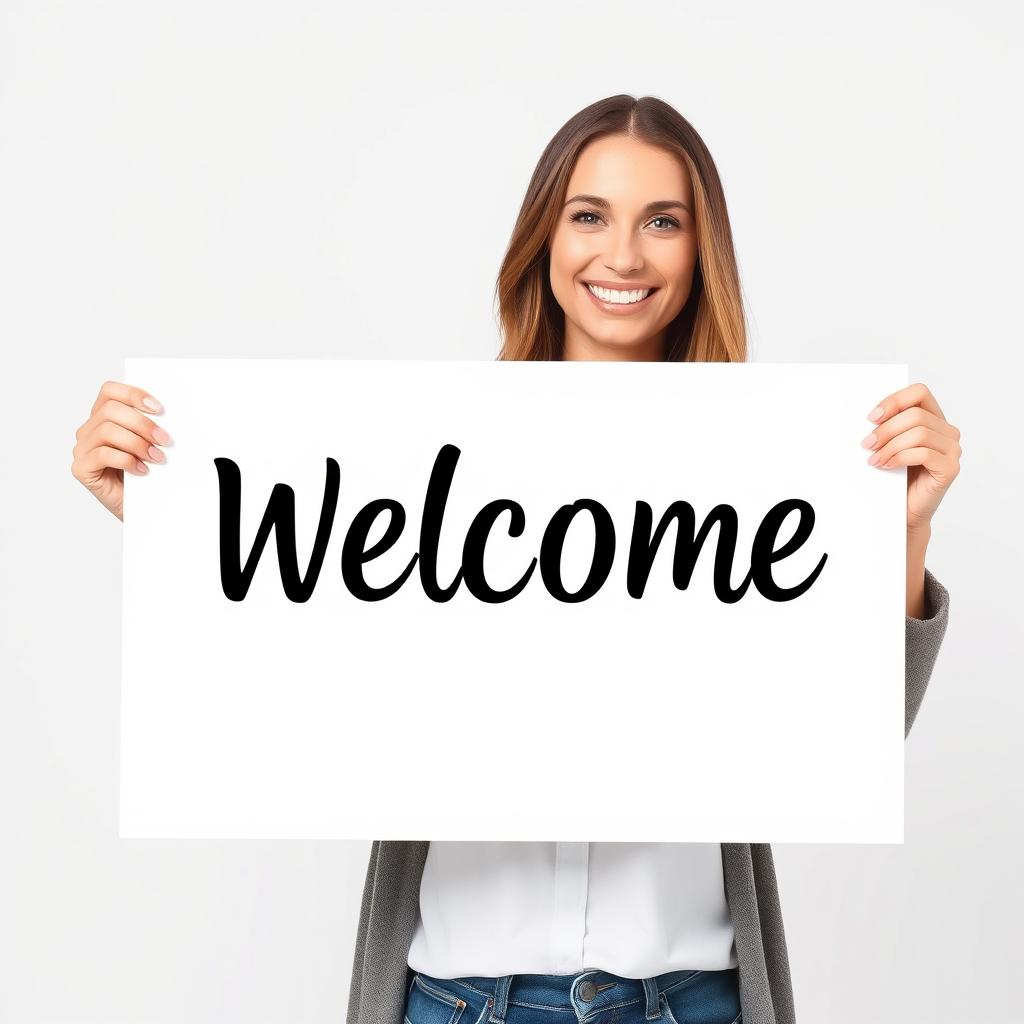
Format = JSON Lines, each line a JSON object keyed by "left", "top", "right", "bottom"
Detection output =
{"left": 579, "top": 981, "right": 597, "bottom": 1002}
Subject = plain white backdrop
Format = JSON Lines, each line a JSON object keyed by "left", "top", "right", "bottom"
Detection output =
{"left": 0, "top": 1, "right": 1020, "bottom": 1021}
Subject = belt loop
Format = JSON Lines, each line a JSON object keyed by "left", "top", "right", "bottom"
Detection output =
{"left": 489, "top": 975, "right": 514, "bottom": 1023}
{"left": 642, "top": 978, "right": 662, "bottom": 1020}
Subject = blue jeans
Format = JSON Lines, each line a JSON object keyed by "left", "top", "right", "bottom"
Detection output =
{"left": 403, "top": 967, "right": 743, "bottom": 1024}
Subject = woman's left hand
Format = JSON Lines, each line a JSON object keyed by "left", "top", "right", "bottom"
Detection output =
{"left": 861, "top": 381, "right": 962, "bottom": 534}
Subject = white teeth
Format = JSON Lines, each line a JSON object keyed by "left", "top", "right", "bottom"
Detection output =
{"left": 586, "top": 284, "right": 652, "bottom": 304}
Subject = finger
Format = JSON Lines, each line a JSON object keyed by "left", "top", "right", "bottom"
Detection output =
{"left": 862, "top": 407, "right": 959, "bottom": 452}
{"left": 76, "top": 398, "right": 172, "bottom": 449}
{"left": 877, "top": 445, "right": 960, "bottom": 481}
{"left": 73, "top": 444, "right": 148, "bottom": 482}
{"left": 867, "top": 381, "right": 945, "bottom": 425}
{"left": 90, "top": 380, "right": 163, "bottom": 420}
{"left": 77, "top": 421, "right": 166, "bottom": 465}
{"left": 869, "top": 425, "right": 959, "bottom": 467}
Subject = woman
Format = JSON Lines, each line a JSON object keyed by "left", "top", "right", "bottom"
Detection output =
{"left": 70, "top": 95, "right": 959, "bottom": 1024}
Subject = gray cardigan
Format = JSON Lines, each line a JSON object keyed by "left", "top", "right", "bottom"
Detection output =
{"left": 347, "top": 568, "right": 950, "bottom": 1024}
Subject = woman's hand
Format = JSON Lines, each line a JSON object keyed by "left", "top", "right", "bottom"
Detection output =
{"left": 70, "top": 380, "right": 171, "bottom": 521}
{"left": 861, "top": 381, "right": 962, "bottom": 530}
{"left": 860, "top": 381, "right": 961, "bottom": 616}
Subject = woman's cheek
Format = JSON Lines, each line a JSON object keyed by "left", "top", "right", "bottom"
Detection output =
{"left": 561, "top": 231, "right": 597, "bottom": 268}
{"left": 664, "top": 253, "right": 697, "bottom": 312}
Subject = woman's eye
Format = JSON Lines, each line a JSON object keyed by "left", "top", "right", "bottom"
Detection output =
{"left": 569, "top": 211, "right": 680, "bottom": 230}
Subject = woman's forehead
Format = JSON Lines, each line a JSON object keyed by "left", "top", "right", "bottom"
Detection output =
{"left": 567, "top": 135, "right": 693, "bottom": 205}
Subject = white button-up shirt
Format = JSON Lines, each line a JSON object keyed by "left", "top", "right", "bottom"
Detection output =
{"left": 406, "top": 842, "right": 737, "bottom": 979}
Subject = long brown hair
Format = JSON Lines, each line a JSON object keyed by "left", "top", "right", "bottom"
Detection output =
{"left": 495, "top": 94, "right": 746, "bottom": 363}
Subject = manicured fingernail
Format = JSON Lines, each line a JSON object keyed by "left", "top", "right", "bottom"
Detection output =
{"left": 868, "top": 406, "right": 884, "bottom": 422}
{"left": 861, "top": 433, "right": 877, "bottom": 448}
{"left": 147, "top": 445, "right": 166, "bottom": 463}
{"left": 142, "top": 396, "right": 163, "bottom": 413}
{"left": 136, "top": 460, "right": 148, "bottom": 474}
{"left": 867, "top": 452, "right": 881, "bottom": 465}
{"left": 152, "top": 426, "right": 172, "bottom": 444}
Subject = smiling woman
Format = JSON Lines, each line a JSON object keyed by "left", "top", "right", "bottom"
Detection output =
{"left": 63, "top": 91, "right": 956, "bottom": 1024}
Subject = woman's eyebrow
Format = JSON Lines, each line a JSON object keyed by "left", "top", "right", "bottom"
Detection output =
{"left": 563, "top": 194, "right": 691, "bottom": 215}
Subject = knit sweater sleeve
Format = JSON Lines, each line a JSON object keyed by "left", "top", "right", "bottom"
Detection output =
{"left": 905, "top": 566, "right": 950, "bottom": 738}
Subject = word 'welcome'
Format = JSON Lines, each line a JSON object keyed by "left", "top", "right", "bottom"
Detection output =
{"left": 214, "top": 444, "right": 828, "bottom": 605}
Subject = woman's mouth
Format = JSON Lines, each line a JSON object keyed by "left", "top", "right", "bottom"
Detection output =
{"left": 581, "top": 281, "right": 659, "bottom": 314}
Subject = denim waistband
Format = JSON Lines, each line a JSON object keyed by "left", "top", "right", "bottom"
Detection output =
{"left": 414, "top": 967, "right": 712, "bottom": 1023}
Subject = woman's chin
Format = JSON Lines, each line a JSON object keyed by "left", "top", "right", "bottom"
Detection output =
{"left": 583, "top": 323, "right": 653, "bottom": 349}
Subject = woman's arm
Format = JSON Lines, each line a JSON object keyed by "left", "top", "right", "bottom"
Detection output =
{"left": 862, "top": 382, "right": 959, "bottom": 739}
{"left": 906, "top": 526, "right": 930, "bottom": 619}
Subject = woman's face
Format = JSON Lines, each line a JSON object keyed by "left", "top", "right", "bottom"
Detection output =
{"left": 548, "top": 133, "right": 698, "bottom": 361}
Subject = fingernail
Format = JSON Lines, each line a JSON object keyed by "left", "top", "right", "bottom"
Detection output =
{"left": 142, "top": 396, "right": 163, "bottom": 413}
{"left": 867, "top": 452, "right": 881, "bottom": 466}
{"left": 147, "top": 445, "right": 166, "bottom": 463}
{"left": 868, "top": 406, "right": 884, "bottom": 422}
{"left": 152, "top": 426, "right": 172, "bottom": 444}
{"left": 136, "top": 460, "right": 149, "bottom": 474}
{"left": 861, "top": 433, "right": 877, "bottom": 449}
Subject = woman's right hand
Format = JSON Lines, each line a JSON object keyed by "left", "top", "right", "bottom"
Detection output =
{"left": 71, "top": 380, "right": 171, "bottom": 522}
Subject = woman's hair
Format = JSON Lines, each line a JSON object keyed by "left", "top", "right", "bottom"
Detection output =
{"left": 495, "top": 94, "right": 746, "bottom": 363}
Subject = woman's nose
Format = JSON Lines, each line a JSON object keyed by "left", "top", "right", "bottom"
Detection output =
{"left": 603, "top": 228, "right": 642, "bottom": 275}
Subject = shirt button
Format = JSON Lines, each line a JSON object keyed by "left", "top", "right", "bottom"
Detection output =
{"left": 579, "top": 981, "right": 597, "bottom": 1002}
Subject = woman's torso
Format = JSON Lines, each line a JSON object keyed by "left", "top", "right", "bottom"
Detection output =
{"left": 407, "top": 841, "right": 737, "bottom": 979}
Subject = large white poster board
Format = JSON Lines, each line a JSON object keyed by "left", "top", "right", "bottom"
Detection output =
{"left": 120, "top": 359, "right": 908, "bottom": 842}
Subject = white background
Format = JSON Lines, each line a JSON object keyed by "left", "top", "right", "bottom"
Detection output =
{"left": 1, "top": 0, "right": 1020, "bottom": 1020}
{"left": 120, "top": 359, "right": 906, "bottom": 842}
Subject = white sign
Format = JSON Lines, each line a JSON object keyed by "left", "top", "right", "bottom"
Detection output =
{"left": 120, "top": 359, "right": 908, "bottom": 842}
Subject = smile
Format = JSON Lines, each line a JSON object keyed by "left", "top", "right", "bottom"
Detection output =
{"left": 582, "top": 281, "right": 659, "bottom": 314}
